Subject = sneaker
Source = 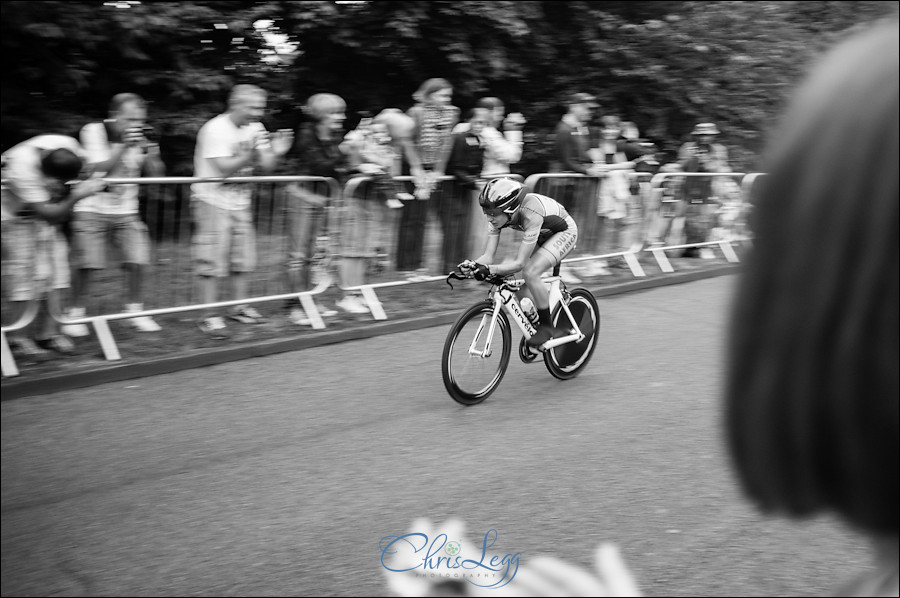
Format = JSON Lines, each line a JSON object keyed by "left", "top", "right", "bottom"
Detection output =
{"left": 386, "top": 198, "right": 405, "bottom": 209}
{"left": 700, "top": 248, "right": 716, "bottom": 259}
{"left": 315, "top": 302, "right": 338, "bottom": 318}
{"left": 287, "top": 307, "right": 312, "bottom": 326}
{"left": 124, "top": 304, "right": 161, "bottom": 332}
{"left": 227, "top": 305, "right": 268, "bottom": 324}
{"left": 34, "top": 334, "right": 76, "bottom": 355}
{"left": 560, "top": 269, "right": 582, "bottom": 285}
{"left": 8, "top": 337, "right": 52, "bottom": 361}
{"left": 61, "top": 307, "right": 90, "bottom": 338}
{"left": 198, "top": 316, "right": 230, "bottom": 339}
{"left": 336, "top": 294, "right": 370, "bottom": 314}
{"left": 396, "top": 192, "right": 415, "bottom": 201}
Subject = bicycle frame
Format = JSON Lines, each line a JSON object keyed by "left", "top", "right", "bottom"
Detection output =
{"left": 470, "top": 276, "right": 585, "bottom": 358}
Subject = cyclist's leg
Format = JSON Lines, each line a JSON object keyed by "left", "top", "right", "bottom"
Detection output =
{"left": 523, "top": 249, "right": 555, "bottom": 313}
{"left": 524, "top": 230, "right": 577, "bottom": 345}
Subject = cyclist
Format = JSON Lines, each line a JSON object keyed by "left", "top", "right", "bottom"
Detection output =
{"left": 461, "top": 177, "right": 578, "bottom": 347}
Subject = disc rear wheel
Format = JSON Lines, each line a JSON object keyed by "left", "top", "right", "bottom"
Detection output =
{"left": 544, "top": 288, "right": 601, "bottom": 380}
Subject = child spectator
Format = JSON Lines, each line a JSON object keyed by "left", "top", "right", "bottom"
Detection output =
{"left": 341, "top": 113, "right": 411, "bottom": 209}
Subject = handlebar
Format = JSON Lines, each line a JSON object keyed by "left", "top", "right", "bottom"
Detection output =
{"left": 445, "top": 268, "right": 521, "bottom": 290}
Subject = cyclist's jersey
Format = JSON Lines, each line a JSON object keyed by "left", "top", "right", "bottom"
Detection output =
{"left": 487, "top": 192, "right": 577, "bottom": 247}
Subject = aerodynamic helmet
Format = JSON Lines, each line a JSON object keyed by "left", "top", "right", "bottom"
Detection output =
{"left": 478, "top": 178, "right": 524, "bottom": 215}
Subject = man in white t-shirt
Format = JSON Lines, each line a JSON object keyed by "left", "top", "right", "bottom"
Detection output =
{"left": 191, "top": 84, "right": 293, "bottom": 338}
{"left": 65, "top": 93, "right": 166, "bottom": 336}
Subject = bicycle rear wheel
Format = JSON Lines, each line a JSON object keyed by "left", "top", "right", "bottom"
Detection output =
{"left": 442, "top": 302, "right": 512, "bottom": 405}
{"left": 544, "top": 288, "right": 601, "bottom": 380}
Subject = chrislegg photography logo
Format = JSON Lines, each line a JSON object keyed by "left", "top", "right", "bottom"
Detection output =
{"left": 380, "top": 527, "right": 522, "bottom": 590}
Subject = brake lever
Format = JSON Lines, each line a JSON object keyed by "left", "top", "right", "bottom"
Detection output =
{"left": 446, "top": 270, "right": 467, "bottom": 289}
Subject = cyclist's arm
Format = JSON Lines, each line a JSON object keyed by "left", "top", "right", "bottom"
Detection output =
{"left": 473, "top": 232, "right": 500, "bottom": 265}
{"left": 487, "top": 236, "right": 534, "bottom": 277}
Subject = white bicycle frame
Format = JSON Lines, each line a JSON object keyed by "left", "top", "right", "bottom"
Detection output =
{"left": 468, "top": 275, "right": 585, "bottom": 358}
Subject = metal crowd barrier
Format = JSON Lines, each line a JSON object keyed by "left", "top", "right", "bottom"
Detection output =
{"left": 1, "top": 301, "right": 40, "bottom": 377}
{"left": 2, "top": 171, "right": 762, "bottom": 376}
{"left": 644, "top": 171, "right": 750, "bottom": 272}
{"left": 2, "top": 176, "right": 340, "bottom": 372}
{"left": 524, "top": 171, "right": 754, "bottom": 276}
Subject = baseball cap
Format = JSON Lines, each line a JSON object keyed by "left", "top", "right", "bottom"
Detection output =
{"left": 569, "top": 92, "right": 600, "bottom": 108}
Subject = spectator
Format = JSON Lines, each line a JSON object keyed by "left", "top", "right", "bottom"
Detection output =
{"left": 2, "top": 135, "right": 106, "bottom": 358}
{"left": 396, "top": 78, "right": 459, "bottom": 280}
{"left": 63, "top": 93, "right": 165, "bottom": 337}
{"left": 620, "top": 122, "right": 663, "bottom": 250}
{"left": 454, "top": 96, "right": 525, "bottom": 177}
{"left": 365, "top": 108, "right": 420, "bottom": 276}
{"left": 341, "top": 112, "right": 412, "bottom": 210}
{"left": 586, "top": 115, "right": 630, "bottom": 276}
{"left": 440, "top": 107, "right": 488, "bottom": 273}
{"left": 726, "top": 17, "right": 898, "bottom": 596}
{"left": 454, "top": 96, "right": 526, "bottom": 256}
{"left": 646, "top": 162, "right": 684, "bottom": 246}
{"left": 282, "top": 93, "right": 355, "bottom": 322}
{"left": 191, "top": 84, "right": 293, "bottom": 338}
{"left": 677, "top": 122, "right": 730, "bottom": 257}
{"left": 587, "top": 115, "right": 657, "bottom": 275}
{"left": 550, "top": 92, "right": 602, "bottom": 284}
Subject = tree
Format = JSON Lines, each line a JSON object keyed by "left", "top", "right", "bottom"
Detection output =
{"left": 3, "top": 0, "right": 896, "bottom": 173}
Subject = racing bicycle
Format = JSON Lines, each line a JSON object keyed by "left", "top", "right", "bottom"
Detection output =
{"left": 441, "top": 265, "right": 601, "bottom": 405}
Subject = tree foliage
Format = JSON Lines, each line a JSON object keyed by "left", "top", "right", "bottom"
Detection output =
{"left": 2, "top": 0, "right": 896, "bottom": 173}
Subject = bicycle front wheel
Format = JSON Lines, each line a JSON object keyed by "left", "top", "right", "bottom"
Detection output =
{"left": 442, "top": 302, "right": 512, "bottom": 405}
{"left": 544, "top": 288, "right": 601, "bottom": 380}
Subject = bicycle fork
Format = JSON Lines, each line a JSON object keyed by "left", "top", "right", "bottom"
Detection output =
{"left": 467, "top": 299, "right": 505, "bottom": 358}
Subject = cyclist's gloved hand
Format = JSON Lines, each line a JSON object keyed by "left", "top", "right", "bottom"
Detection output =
{"left": 472, "top": 263, "right": 490, "bottom": 281}
{"left": 457, "top": 260, "right": 476, "bottom": 273}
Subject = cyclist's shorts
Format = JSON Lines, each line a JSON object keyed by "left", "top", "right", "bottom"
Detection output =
{"left": 535, "top": 223, "right": 578, "bottom": 266}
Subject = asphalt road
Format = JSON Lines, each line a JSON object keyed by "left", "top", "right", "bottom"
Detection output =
{"left": 1, "top": 276, "right": 872, "bottom": 597}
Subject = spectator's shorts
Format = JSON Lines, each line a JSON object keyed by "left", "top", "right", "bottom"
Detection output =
{"left": 191, "top": 199, "right": 256, "bottom": 277}
{"left": 70, "top": 211, "right": 151, "bottom": 269}
{"left": 1, "top": 218, "right": 70, "bottom": 301}
{"left": 535, "top": 222, "right": 579, "bottom": 267}
{"left": 339, "top": 196, "right": 376, "bottom": 258}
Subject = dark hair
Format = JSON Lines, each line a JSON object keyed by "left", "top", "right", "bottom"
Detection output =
{"left": 412, "top": 78, "right": 452, "bottom": 103}
{"left": 40, "top": 148, "right": 83, "bottom": 181}
{"left": 476, "top": 97, "right": 504, "bottom": 110}
{"left": 726, "top": 19, "right": 899, "bottom": 535}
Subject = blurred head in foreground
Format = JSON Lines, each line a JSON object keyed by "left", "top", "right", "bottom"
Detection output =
{"left": 726, "top": 15, "right": 898, "bottom": 551}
